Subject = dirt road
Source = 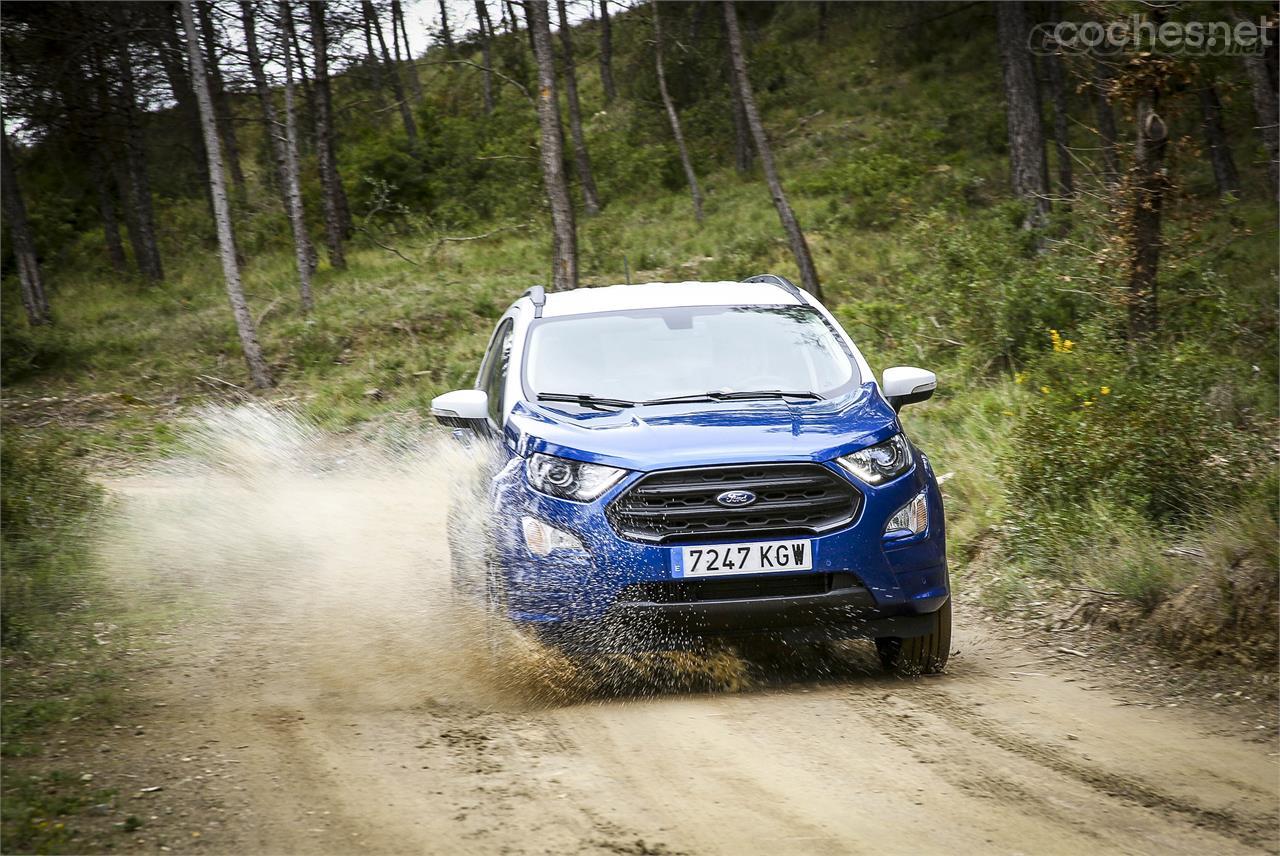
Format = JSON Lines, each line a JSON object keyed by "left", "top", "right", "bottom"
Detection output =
{"left": 91, "top": 602, "right": 1268, "bottom": 856}
{"left": 78, "top": 421, "right": 1278, "bottom": 855}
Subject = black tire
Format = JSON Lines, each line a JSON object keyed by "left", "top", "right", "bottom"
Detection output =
{"left": 876, "top": 599, "right": 952, "bottom": 676}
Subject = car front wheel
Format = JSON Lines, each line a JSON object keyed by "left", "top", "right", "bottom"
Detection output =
{"left": 875, "top": 599, "right": 951, "bottom": 675}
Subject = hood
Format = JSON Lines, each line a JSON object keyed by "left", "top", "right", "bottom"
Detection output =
{"left": 506, "top": 382, "right": 900, "bottom": 472}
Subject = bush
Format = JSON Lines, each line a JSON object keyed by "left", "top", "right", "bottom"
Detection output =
{"left": 0, "top": 434, "right": 103, "bottom": 646}
{"left": 1007, "top": 331, "right": 1260, "bottom": 525}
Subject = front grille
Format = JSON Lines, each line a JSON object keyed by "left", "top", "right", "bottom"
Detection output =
{"left": 607, "top": 462, "right": 860, "bottom": 544}
{"left": 618, "top": 572, "right": 861, "bottom": 604}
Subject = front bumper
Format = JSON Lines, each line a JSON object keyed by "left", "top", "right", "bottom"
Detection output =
{"left": 489, "top": 456, "right": 949, "bottom": 642}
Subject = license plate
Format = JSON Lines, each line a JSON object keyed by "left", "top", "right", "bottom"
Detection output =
{"left": 672, "top": 539, "right": 813, "bottom": 578}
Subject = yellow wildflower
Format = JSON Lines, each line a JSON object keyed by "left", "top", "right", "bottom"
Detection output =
{"left": 1100, "top": 386, "right": 1111, "bottom": 395}
{"left": 1062, "top": 339, "right": 1074, "bottom": 353}
{"left": 1040, "top": 386, "right": 1051, "bottom": 394}
{"left": 1014, "top": 371, "right": 1027, "bottom": 385}
{"left": 1082, "top": 400, "right": 1093, "bottom": 407}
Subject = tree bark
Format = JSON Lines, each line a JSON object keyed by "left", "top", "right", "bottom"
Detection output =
{"left": 179, "top": 0, "right": 273, "bottom": 389}
{"left": 653, "top": 0, "right": 704, "bottom": 223}
{"left": 244, "top": 1, "right": 315, "bottom": 310}
{"left": 1197, "top": 84, "right": 1241, "bottom": 199}
{"left": 599, "top": 0, "right": 618, "bottom": 104}
{"left": 437, "top": 0, "right": 455, "bottom": 52}
{"left": 476, "top": 0, "right": 495, "bottom": 114}
{"left": 555, "top": 0, "right": 602, "bottom": 215}
{"left": 196, "top": 2, "right": 247, "bottom": 203}
{"left": 996, "top": 1, "right": 1050, "bottom": 229}
{"left": 366, "top": 0, "right": 418, "bottom": 143}
{"left": 111, "top": 8, "right": 165, "bottom": 283}
{"left": 392, "top": 0, "right": 424, "bottom": 102}
{"left": 1128, "top": 95, "right": 1167, "bottom": 342}
{"left": 722, "top": 0, "right": 821, "bottom": 298}
{"left": 2, "top": 132, "right": 51, "bottom": 326}
{"left": 309, "top": 1, "right": 348, "bottom": 270}
{"left": 527, "top": 0, "right": 578, "bottom": 291}
{"left": 1091, "top": 58, "right": 1121, "bottom": 186}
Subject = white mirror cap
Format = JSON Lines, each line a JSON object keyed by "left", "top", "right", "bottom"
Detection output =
{"left": 882, "top": 366, "right": 937, "bottom": 399}
{"left": 430, "top": 388, "right": 489, "bottom": 420}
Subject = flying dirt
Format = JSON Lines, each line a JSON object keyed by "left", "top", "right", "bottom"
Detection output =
{"left": 93, "top": 406, "right": 1278, "bottom": 855}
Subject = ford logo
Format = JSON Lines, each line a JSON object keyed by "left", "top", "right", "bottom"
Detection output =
{"left": 716, "top": 490, "right": 757, "bottom": 507}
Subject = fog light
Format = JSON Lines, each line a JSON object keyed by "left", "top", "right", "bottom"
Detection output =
{"left": 522, "top": 516, "right": 585, "bottom": 556}
{"left": 885, "top": 492, "right": 928, "bottom": 538}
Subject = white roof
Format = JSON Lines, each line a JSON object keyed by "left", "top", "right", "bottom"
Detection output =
{"left": 536, "top": 280, "right": 803, "bottom": 317}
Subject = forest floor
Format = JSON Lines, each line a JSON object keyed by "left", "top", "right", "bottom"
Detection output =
{"left": 4, "top": 465, "right": 1277, "bottom": 856}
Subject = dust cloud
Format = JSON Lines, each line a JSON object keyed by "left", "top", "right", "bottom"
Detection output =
{"left": 97, "top": 405, "right": 760, "bottom": 711}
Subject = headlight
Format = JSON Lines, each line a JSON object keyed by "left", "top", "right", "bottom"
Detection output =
{"left": 526, "top": 453, "right": 626, "bottom": 502}
{"left": 836, "top": 434, "right": 913, "bottom": 485}
{"left": 885, "top": 491, "right": 928, "bottom": 537}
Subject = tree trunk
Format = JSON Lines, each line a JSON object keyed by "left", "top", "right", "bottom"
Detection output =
{"left": 111, "top": 8, "right": 165, "bottom": 283}
{"left": 1128, "top": 95, "right": 1167, "bottom": 342}
{"left": 527, "top": 0, "right": 578, "bottom": 291}
{"left": 392, "top": 0, "right": 425, "bottom": 102}
{"left": 179, "top": 1, "right": 272, "bottom": 389}
{"left": 359, "top": 0, "right": 389, "bottom": 106}
{"left": 437, "top": 0, "right": 455, "bottom": 52}
{"left": 366, "top": 0, "right": 418, "bottom": 143}
{"left": 476, "top": 0, "right": 495, "bottom": 114}
{"left": 1241, "top": 41, "right": 1280, "bottom": 196}
{"left": 156, "top": 3, "right": 213, "bottom": 206}
{"left": 309, "top": 1, "right": 347, "bottom": 270}
{"left": 2, "top": 132, "right": 51, "bottom": 326}
{"left": 555, "top": 0, "right": 602, "bottom": 215}
{"left": 196, "top": 2, "right": 246, "bottom": 203}
{"left": 90, "top": 148, "right": 128, "bottom": 272}
{"left": 1041, "top": 5, "right": 1073, "bottom": 205}
{"left": 996, "top": 1, "right": 1050, "bottom": 229}
{"left": 244, "top": 1, "right": 315, "bottom": 310}
{"left": 653, "top": 0, "right": 704, "bottom": 223}
{"left": 722, "top": 0, "right": 821, "bottom": 299}
{"left": 1092, "top": 58, "right": 1120, "bottom": 186}
{"left": 723, "top": 10, "right": 752, "bottom": 174}
{"left": 1197, "top": 84, "right": 1240, "bottom": 199}
{"left": 599, "top": 0, "right": 618, "bottom": 104}
{"left": 287, "top": 7, "right": 317, "bottom": 153}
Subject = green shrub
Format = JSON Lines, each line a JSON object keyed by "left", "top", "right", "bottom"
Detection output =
{"left": 1007, "top": 332, "right": 1260, "bottom": 525}
{"left": 0, "top": 434, "right": 103, "bottom": 646}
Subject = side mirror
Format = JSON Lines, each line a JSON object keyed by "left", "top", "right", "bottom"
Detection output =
{"left": 882, "top": 366, "right": 936, "bottom": 412}
{"left": 431, "top": 389, "right": 489, "bottom": 429}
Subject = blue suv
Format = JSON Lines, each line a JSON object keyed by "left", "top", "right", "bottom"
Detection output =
{"left": 432, "top": 275, "right": 950, "bottom": 674}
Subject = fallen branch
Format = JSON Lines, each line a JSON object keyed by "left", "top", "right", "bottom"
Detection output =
{"left": 430, "top": 222, "right": 532, "bottom": 253}
{"left": 355, "top": 225, "right": 421, "bottom": 267}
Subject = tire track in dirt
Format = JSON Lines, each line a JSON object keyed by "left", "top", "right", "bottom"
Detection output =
{"left": 889, "top": 686, "right": 1279, "bottom": 851}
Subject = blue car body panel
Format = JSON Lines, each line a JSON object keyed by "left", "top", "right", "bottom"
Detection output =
{"left": 484, "top": 381, "right": 949, "bottom": 640}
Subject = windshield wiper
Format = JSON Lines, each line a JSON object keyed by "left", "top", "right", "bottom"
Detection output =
{"left": 642, "top": 390, "right": 824, "bottom": 405}
{"left": 537, "top": 392, "right": 636, "bottom": 410}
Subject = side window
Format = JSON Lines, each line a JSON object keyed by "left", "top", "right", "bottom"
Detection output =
{"left": 481, "top": 319, "right": 514, "bottom": 426}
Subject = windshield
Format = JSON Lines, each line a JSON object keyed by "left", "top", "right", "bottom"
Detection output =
{"left": 525, "top": 305, "right": 858, "bottom": 404}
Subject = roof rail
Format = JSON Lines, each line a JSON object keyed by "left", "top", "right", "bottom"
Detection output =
{"left": 523, "top": 285, "right": 547, "bottom": 318}
{"left": 743, "top": 273, "right": 806, "bottom": 302}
